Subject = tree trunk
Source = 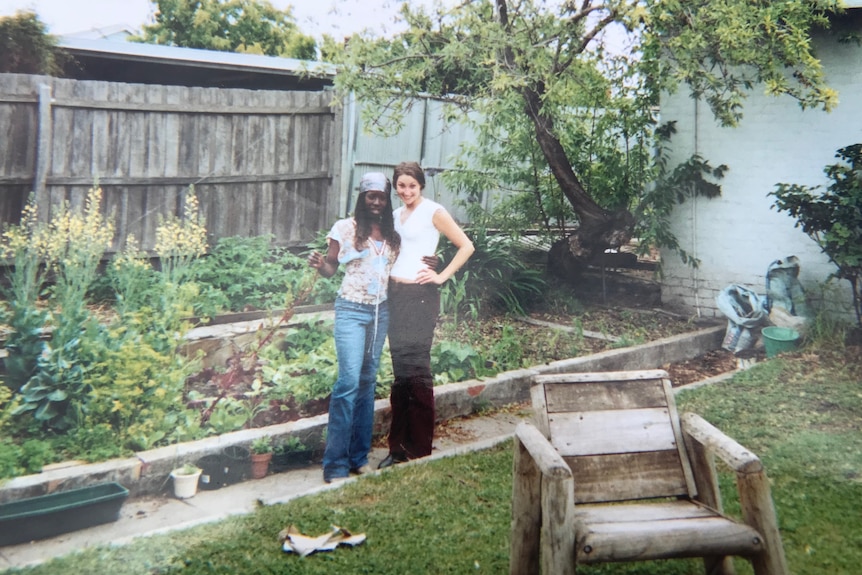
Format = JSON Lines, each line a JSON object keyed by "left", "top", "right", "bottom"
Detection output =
{"left": 521, "top": 85, "right": 635, "bottom": 277}
{"left": 495, "top": 0, "right": 635, "bottom": 278}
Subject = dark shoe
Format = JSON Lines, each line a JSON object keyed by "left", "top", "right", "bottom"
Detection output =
{"left": 377, "top": 453, "right": 408, "bottom": 469}
{"left": 350, "top": 464, "right": 373, "bottom": 475}
{"left": 324, "top": 474, "right": 348, "bottom": 484}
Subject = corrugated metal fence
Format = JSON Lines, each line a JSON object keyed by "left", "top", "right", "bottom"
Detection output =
{"left": 0, "top": 73, "right": 342, "bottom": 251}
{"left": 343, "top": 95, "right": 489, "bottom": 223}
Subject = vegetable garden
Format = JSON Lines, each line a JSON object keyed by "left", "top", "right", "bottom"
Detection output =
{"left": 0, "top": 185, "right": 702, "bottom": 480}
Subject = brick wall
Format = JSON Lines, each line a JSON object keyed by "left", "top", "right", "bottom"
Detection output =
{"left": 659, "top": 25, "right": 861, "bottom": 321}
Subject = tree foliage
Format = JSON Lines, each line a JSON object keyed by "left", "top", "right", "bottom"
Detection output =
{"left": 333, "top": 0, "right": 841, "bottom": 272}
{"left": 0, "top": 11, "right": 70, "bottom": 75}
{"left": 132, "top": 0, "right": 317, "bottom": 60}
{"left": 771, "top": 144, "right": 862, "bottom": 325}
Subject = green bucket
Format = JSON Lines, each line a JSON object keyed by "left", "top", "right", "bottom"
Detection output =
{"left": 762, "top": 326, "right": 800, "bottom": 358}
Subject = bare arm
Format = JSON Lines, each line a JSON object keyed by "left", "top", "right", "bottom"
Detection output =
{"left": 416, "top": 209, "right": 475, "bottom": 285}
{"left": 307, "top": 238, "right": 341, "bottom": 278}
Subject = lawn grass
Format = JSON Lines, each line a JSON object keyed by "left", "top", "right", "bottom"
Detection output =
{"left": 6, "top": 344, "right": 861, "bottom": 575}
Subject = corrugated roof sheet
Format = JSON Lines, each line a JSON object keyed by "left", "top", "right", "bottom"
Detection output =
{"left": 58, "top": 36, "right": 336, "bottom": 79}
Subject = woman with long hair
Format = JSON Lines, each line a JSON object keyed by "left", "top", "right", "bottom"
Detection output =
{"left": 378, "top": 161, "right": 475, "bottom": 468}
{"left": 309, "top": 172, "right": 400, "bottom": 483}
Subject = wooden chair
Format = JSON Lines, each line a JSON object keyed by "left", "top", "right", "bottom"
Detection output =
{"left": 510, "top": 369, "right": 788, "bottom": 575}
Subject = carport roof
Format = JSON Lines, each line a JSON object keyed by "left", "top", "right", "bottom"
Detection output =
{"left": 58, "top": 37, "right": 336, "bottom": 91}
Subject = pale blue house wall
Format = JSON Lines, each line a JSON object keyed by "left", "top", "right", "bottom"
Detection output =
{"left": 659, "top": 17, "right": 862, "bottom": 320}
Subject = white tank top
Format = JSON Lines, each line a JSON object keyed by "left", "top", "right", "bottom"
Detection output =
{"left": 391, "top": 197, "right": 444, "bottom": 281}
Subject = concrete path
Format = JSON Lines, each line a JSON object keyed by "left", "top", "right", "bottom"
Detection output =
{"left": 0, "top": 408, "right": 529, "bottom": 571}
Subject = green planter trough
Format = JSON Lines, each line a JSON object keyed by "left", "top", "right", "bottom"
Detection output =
{"left": 0, "top": 482, "right": 129, "bottom": 546}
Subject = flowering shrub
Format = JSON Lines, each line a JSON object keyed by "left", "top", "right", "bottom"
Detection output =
{"left": 12, "top": 187, "right": 115, "bottom": 429}
{"left": 0, "top": 185, "right": 207, "bottom": 472}
{"left": 0, "top": 198, "right": 48, "bottom": 392}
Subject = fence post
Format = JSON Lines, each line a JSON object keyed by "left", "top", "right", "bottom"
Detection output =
{"left": 34, "top": 83, "right": 53, "bottom": 220}
{"left": 329, "top": 94, "right": 345, "bottom": 224}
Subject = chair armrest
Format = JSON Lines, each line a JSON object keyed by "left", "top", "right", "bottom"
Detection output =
{"left": 514, "top": 422, "right": 573, "bottom": 479}
{"left": 680, "top": 412, "right": 762, "bottom": 474}
{"left": 511, "top": 422, "right": 576, "bottom": 575}
{"left": 681, "top": 413, "right": 790, "bottom": 574}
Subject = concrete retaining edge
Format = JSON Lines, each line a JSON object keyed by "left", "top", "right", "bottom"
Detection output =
{"left": 0, "top": 324, "right": 724, "bottom": 503}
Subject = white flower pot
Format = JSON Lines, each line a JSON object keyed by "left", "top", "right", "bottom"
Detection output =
{"left": 170, "top": 468, "right": 202, "bottom": 499}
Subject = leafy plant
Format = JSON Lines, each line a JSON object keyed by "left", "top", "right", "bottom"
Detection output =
{"left": 0, "top": 185, "right": 208, "bottom": 475}
{"left": 19, "top": 439, "right": 55, "bottom": 473}
{"left": 275, "top": 436, "right": 307, "bottom": 455}
{"left": 251, "top": 436, "right": 273, "bottom": 455}
{"left": 189, "top": 234, "right": 340, "bottom": 314}
{"left": 12, "top": 186, "right": 114, "bottom": 431}
{"left": 197, "top": 272, "right": 319, "bottom": 424}
{"left": 54, "top": 424, "right": 127, "bottom": 463}
{"left": 104, "top": 237, "right": 163, "bottom": 316}
{"left": 81, "top": 315, "right": 199, "bottom": 451}
{"left": 430, "top": 340, "right": 496, "bottom": 385}
{"left": 487, "top": 325, "right": 526, "bottom": 372}
{"left": 189, "top": 235, "right": 293, "bottom": 312}
{"left": 173, "top": 463, "right": 201, "bottom": 476}
{"left": 771, "top": 143, "right": 862, "bottom": 325}
{"left": 439, "top": 271, "right": 475, "bottom": 323}
{"left": 805, "top": 283, "right": 852, "bottom": 350}
{"left": 262, "top": 338, "right": 339, "bottom": 404}
{"left": 257, "top": 317, "right": 347, "bottom": 405}
{"left": 635, "top": 121, "right": 727, "bottom": 267}
{"left": 201, "top": 398, "right": 248, "bottom": 436}
{"left": 0, "top": 443, "right": 23, "bottom": 479}
{"left": 437, "top": 219, "right": 546, "bottom": 319}
{"left": 0, "top": 196, "right": 49, "bottom": 392}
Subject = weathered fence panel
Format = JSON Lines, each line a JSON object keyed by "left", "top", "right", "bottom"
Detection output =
{"left": 0, "top": 73, "right": 342, "bottom": 251}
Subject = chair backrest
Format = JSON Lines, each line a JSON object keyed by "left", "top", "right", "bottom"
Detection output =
{"left": 531, "top": 369, "right": 697, "bottom": 504}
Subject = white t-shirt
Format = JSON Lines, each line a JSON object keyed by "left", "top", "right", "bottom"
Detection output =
{"left": 391, "top": 198, "right": 444, "bottom": 281}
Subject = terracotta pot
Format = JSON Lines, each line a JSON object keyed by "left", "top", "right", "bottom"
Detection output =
{"left": 250, "top": 452, "right": 273, "bottom": 479}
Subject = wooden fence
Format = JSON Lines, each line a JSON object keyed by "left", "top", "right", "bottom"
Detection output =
{"left": 0, "top": 73, "right": 342, "bottom": 252}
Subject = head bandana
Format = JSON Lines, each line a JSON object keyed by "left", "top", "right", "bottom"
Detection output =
{"left": 359, "top": 172, "right": 389, "bottom": 194}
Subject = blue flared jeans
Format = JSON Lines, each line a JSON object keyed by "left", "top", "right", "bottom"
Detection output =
{"left": 322, "top": 297, "right": 389, "bottom": 480}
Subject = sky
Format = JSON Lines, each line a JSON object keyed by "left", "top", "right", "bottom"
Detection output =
{"left": 0, "top": 0, "right": 419, "bottom": 40}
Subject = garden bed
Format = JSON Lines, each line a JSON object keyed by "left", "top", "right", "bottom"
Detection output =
{"left": 181, "top": 302, "right": 725, "bottom": 429}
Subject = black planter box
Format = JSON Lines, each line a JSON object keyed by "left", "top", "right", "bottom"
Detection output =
{"left": 0, "top": 482, "right": 129, "bottom": 546}
{"left": 198, "top": 445, "right": 250, "bottom": 490}
{"left": 271, "top": 449, "right": 316, "bottom": 473}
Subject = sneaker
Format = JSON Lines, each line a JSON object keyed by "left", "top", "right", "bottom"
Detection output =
{"left": 350, "top": 465, "right": 373, "bottom": 476}
{"left": 324, "top": 474, "right": 348, "bottom": 484}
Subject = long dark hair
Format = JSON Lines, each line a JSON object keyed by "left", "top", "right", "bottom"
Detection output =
{"left": 354, "top": 181, "right": 400, "bottom": 253}
{"left": 393, "top": 161, "right": 426, "bottom": 190}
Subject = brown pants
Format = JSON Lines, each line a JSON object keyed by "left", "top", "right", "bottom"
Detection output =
{"left": 386, "top": 281, "right": 439, "bottom": 458}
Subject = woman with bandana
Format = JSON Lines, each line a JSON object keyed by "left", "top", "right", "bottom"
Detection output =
{"left": 308, "top": 172, "right": 400, "bottom": 483}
